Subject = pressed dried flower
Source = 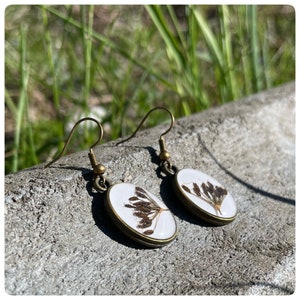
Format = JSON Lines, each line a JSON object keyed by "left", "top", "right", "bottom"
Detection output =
{"left": 182, "top": 181, "right": 228, "bottom": 215}
{"left": 125, "top": 186, "right": 168, "bottom": 235}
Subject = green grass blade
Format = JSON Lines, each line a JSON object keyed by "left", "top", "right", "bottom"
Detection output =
{"left": 5, "top": 88, "right": 17, "bottom": 116}
{"left": 81, "top": 5, "right": 94, "bottom": 112}
{"left": 262, "top": 20, "right": 272, "bottom": 89}
{"left": 41, "top": 6, "right": 60, "bottom": 112}
{"left": 191, "top": 6, "right": 223, "bottom": 72}
{"left": 248, "top": 5, "right": 263, "bottom": 92}
{"left": 12, "top": 25, "right": 28, "bottom": 172}
{"left": 186, "top": 6, "right": 207, "bottom": 108}
{"left": 41, "top": 6, "right": 65, "bottom": 151}
{"left": 25, "top": 95, "right": 38, "bottom": 167}
{"left": 145, "top": 5, "right": 185, "bottom": 70}
{"left": 236, "top": 6, "right": 251, "bottom": 95}
{"left": 191, "top": 6, "right": 230, "bottom": 102}
{"left": 220, "top": 5, "right": 237, "bottom": 100}
{"left": 166, "top": 5, "right": 188, "bottom": 54}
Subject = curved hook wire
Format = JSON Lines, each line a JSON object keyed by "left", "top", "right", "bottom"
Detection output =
{"left": 116, "top": 106, "right": 176, "bottom": 175}
{"left": 116, "top": 106, "right": 175, "bottom": 145}
{"left": 44, "top": 117, "right": 103, "bottom": 168}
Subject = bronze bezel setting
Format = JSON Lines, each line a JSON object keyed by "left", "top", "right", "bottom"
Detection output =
{"left": 105, "top": 183, "right": 178, "bottom": 247}
{"left": 173, "top": 168, "right": 237, "bottom": 225}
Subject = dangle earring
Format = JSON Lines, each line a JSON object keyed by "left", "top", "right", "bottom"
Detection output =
{"left": 45, "top": 117, "right": 177, "bottom": 247}
{"left": 117, "top": 107, "right": 237, "bottom": 225}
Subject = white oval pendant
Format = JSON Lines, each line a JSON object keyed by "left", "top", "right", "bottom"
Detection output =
{"left": 106, "top": 183, "right": 177, "bottom": 247}
{"left": 174, "top": 168, "right": 237, "bottom": 225}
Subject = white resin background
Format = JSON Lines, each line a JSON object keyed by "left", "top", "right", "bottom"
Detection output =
{"left": 175, "top": 168, "right": 237, "bottom": 219}
{"left": 107, "top": 183, "right": 177, "bottom": 241}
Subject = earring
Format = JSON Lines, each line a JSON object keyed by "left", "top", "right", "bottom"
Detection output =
{"left": 45, "top": 117, "right": 177, "bottom": 247}
{"left": 117, "top": 107, "right": 237, "bottom": 225}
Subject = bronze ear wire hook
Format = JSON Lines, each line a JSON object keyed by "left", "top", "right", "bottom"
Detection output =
{"left": 44, "top": 117, "right": 108, "bottom": 192}
{"left": 116, "top": 106, "right": 176, "bottom": 176}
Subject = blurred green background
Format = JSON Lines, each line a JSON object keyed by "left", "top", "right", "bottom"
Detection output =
{"left": 5, "top": 5, "right": 295, "bottom": 174}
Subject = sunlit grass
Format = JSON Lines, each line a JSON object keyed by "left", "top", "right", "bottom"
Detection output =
{"left": 5, "top": 5, "right": 295, "bottom": 173}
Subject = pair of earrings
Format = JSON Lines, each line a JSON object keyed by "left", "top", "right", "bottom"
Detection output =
{"left": 45, "top": 107, "right": 237, "bottom": 247}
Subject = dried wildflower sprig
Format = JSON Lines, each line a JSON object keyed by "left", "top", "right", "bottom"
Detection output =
{"left": 181, "top": 181, "right": 228, "bottom": 215}
{"left": 125, "top": 186, "right": 168, "bottom": 235}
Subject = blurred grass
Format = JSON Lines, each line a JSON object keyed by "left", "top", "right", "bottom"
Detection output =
{"left": 5, "top": 5, "right": 295, "bottom": 174}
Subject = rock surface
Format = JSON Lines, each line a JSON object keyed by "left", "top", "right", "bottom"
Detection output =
{"left": 5, "top": 82, "right": 295, "bottom": 295}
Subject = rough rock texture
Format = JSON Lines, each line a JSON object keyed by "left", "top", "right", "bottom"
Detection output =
{"left": 5, "top": 82, "right": 295, "bottom": 295}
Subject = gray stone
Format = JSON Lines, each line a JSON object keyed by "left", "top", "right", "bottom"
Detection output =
{"left": 5, "top": 82, "right": 295, "bottom": 295}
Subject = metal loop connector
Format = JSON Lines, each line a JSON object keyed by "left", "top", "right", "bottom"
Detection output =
{"left": 93, "top": 174, "right": 109, "bottom": 192}
{"left": 160, "top": 160, "right": 177, "bottom": 176}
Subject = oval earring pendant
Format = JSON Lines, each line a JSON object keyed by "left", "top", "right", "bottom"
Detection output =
{"left": 105, "top": 183, "right": 177, "bottom": 247}
{"left": 173, "top": 168, "right": 237, "bottom": 225}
